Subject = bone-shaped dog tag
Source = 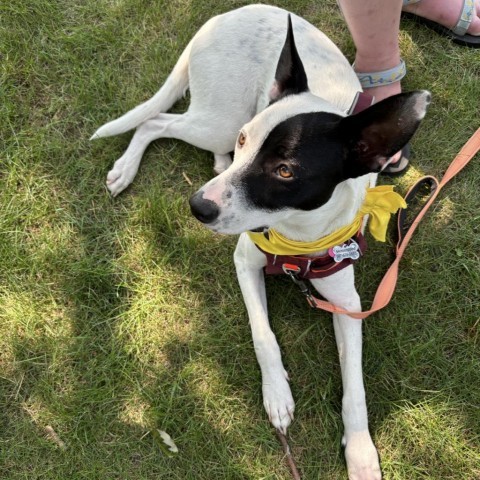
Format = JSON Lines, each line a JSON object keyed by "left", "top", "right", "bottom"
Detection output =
{"left": 328, "top": 239, "right": 360, "bottom": 263}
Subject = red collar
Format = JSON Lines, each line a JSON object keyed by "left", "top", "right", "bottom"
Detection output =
{"left": 348, "top": 91, "right": 375, "bottom": 115}
{"left": 258, "top": 233, "right": 367, "bottom": 280}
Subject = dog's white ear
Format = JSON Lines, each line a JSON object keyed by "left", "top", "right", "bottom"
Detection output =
{"left": 340, "top": 91, "right": 431, "bottom": 177}
{"left": 269, "top": 15, "right": 309, "bottom": 102}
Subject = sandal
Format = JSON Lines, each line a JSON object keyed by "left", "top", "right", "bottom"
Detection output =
{"left": 402, "top": 0, "right": 480, "bottom": 48}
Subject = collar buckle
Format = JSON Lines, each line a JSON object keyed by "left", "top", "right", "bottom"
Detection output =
{"left": 282, "top": 264, "right": 316, "bottom": 305}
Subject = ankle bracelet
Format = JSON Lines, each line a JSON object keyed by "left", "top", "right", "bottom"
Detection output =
{"left": 354, "top": 59, "right": 407, "bottom": 89}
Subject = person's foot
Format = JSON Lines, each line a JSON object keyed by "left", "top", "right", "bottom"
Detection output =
{"left": 403, "top": 0, "right": 480, "bottom": 36}
{"left": 370, "top": 0, "right": 480, "bottom": 169}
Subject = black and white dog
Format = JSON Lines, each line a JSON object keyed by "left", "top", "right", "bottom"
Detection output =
{"left": 92, "top": 5, "right": 430, "bottom": 479}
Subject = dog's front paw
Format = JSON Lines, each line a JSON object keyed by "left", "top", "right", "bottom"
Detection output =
{"left": 262, "top": 370, "right": 295, "bottom": 434}
{"left": 106, "top": 156, "right": 139, "bottom": 197}
{"left": 343, "top": 431, "right": 381, "bottom": 480}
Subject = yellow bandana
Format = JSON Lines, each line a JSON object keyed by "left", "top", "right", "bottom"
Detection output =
{"left": 247, "top": 185, "right": 407, "bottom": 255}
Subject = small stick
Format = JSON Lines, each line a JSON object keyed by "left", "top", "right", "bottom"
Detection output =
{"left": 182, "top": 171, "right": 193, "bottom": 186}
{"left": 276, "top": 429, "right": 301, "bottom": 480}
{"left": 44, "top": 425, "right": 66, "bottom": 450}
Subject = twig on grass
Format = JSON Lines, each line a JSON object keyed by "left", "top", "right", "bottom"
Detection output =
{"left": 182, "top": 172, "right": 193, "bottom": 186}
{"left": 44, "top": 425, "right": 66, "bottom": 450}
{"left": 276, "top": 429, "right": 301, "bottom": 480}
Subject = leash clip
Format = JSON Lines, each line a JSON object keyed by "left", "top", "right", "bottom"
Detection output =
{"left": 282, "top": 264, "right": 317, "bottom": 307}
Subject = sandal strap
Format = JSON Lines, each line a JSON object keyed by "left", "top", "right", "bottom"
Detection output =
{"left": 403, "top": 0, "right": 474, "bottom": 37}
{"left": 453, "top": 0, "right": 474, "bottom": 36}
{"left": 354, "top": 59, "right": 406, "bottom": 89}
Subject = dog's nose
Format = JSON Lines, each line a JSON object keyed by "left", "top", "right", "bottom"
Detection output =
{"left": 189, "top": 191, "right": 220, "bottom": 224}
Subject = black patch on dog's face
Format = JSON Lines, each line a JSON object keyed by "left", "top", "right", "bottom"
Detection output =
{"left": 239, "top": 112, "right": 346, "bottom": 211}
{"left": 236, "top": 91, "right": 431, "bottom": 214}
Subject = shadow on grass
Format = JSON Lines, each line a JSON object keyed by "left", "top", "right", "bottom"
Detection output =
{"left": 6, "top": 69, "right": 479, "bottom": 480}
{"left": 3, "top": 0, "right": 480, "bottom": 478}
{"left": 3, "top": 142, "right": 290, "bottom": 478}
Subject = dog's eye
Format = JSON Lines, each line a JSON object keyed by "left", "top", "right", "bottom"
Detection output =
{"left": 276, "top": 164, "right": 293, "bottom": 179}
{"left": 238, "top": 132, "right": 246, "bottom": 147}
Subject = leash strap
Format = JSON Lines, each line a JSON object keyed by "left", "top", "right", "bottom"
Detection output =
{"left": 298, "top": 128, "right": 480, "bottom": 319}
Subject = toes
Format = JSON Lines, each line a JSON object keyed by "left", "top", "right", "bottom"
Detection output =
{"left": 105, "top": 159, "right": 138, "bottom": 196}
{"left": 269, "top": 410, "right": 290, "bottom": 435}
{"left": 288, "top": 406, "right": 294, "bottom": 422}
{"left": 106, "top": 170, "right": 119, "bottom": 185}
{"left": 106, "top": 176, "right": 131, "bottom": 196}
{"left": 106, "top": 175, "right": 127, "bottom": 196}
{"left": 469, "top": 15, "right": 480, "bottom": 36}
{"left": 344, "top": 431, "right": 381, "bottom": 480}
{"left": 264, "top": 397, "right": 295, "bottom": 433}
{"left": 474, "top": 0, "right": 480, "bottom": 32}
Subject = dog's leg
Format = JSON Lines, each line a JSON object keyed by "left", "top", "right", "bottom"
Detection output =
{"left": 234, "top": 234, "right": 294, "bottom": 434}
{"left": 106, "top": 113, "right": 182, "bottom": 196}
{"left": 310, "top": 267, "right": 381, "bottom": 480}
{"left": 213, "top": 154, "right": 232, "bottom": 175}
{"left": 106, "top": 112, "right": 234, "bottom": 196}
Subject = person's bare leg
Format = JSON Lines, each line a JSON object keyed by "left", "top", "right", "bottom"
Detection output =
{"left": 341, "top": 0, "right": 480, "bottom": 101}
{"left": 339, "top": 0, "right": 404, "bottom": 168}
{"left": 339, "top": 0, "right": 403, "bottom": 103}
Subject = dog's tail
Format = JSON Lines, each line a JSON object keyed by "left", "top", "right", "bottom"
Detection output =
{"left": 90, "top": 40, "right": 192, "bottom": 140}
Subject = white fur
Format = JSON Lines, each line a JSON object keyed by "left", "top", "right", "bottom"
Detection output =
{"left": 198, "top": 92, "right": 376, "bottom": 238}
{"left": 92, "top": 4, "right": 359, "bottom": 196}
{"left": 92, "top": 5, "right": 392, "bottom": 478}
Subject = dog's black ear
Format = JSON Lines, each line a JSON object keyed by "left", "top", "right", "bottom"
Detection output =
{"left": 269, "top": 15, "right": 309, "bottom": 102}
{"left": 339, "top": 91, "right": 431, "bottom": 177}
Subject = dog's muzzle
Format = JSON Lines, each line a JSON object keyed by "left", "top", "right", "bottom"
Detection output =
{"left": 189, "top": 191, "right": 220, "bottom": 224}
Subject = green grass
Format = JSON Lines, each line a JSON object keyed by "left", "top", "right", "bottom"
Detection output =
{"left": 1, "top": 1, "right": 479, "bottom": 478}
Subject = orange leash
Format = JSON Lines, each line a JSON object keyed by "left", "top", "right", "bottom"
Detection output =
{"left": 303, "top": 128, "right": 480, "bottom": 319}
